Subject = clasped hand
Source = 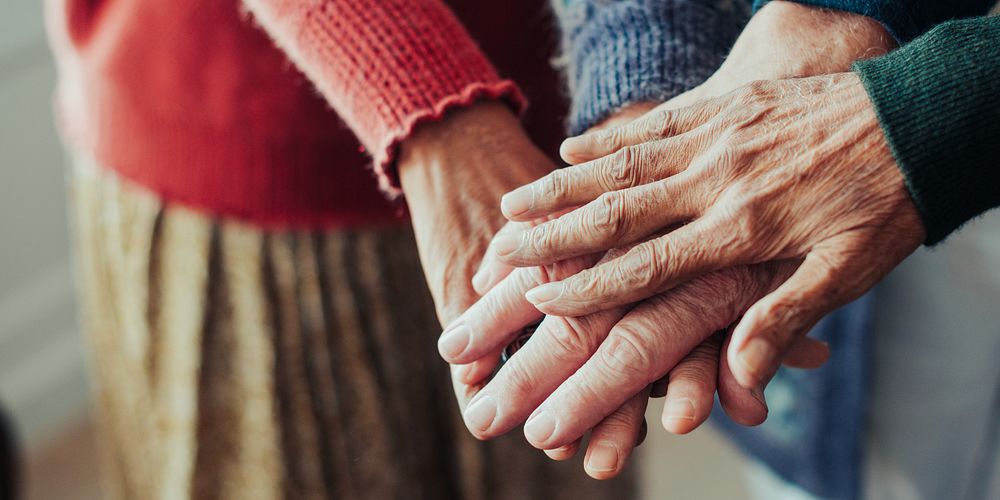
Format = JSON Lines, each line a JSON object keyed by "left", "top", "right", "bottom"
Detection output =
{"left": 441, "top": 72, "right": 924, "bottom": 478}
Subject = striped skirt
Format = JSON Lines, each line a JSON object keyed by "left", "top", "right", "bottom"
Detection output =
{"left": 69, "top": 157, "right": 632, "bottom": 500}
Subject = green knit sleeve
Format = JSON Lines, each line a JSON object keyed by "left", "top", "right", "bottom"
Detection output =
{"left": 853, "top": 16, "right": 1000, "bottom": 244}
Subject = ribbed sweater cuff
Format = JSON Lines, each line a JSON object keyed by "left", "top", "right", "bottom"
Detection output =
{"left": 753, "top": 0, "right": 997, "bottom": 43}
{"left": 854, "top": 17, "right": 1000, "bottom": 244}
{"left": 560, "top": 0, "right": 748, "bottom": 135}
{"left": 243, "top": 0, "right": 525, "bottom": 194}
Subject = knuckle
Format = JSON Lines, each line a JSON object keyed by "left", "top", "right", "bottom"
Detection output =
{"left": 526, "top": 223, "right": 556, "bottom": 258}
{"left": 719, "top": 188, "right": 768, "bottom": 247}
{"left": 603, "top": 145, "right": 643, "bottom": 190}
{"left": 756, "top": 295, "right": 804, "bottom": 335}
{"left": 547, "top": 317, "right": 597, "bottom": 358}
{"left": 647, "top": 109, "right": 675, "bottom": 138}
{"left": 567, "top": 268, "right": 606, "bottom": 297}
{"left": 615, "top": 244, "right": 662, "bottom": 291}
{"left": 502, "top": 363, "right": 541, "bottom": 400}
{"left": 538, "top": 171, "right": 568, "bottom": 201}
{"left": 736, "top": 80, "right": 770, "bottom": 105}
{"left": 599, "top": 127, "right": 623, "bottom": 152}
{"left": 591, "top": 191, "right": 628, "bottom": 241}
{"left": 600, "top": 324, "right": 653, "bottom": 379}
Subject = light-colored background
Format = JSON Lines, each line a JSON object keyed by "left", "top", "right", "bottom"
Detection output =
{"left": 0, "top": 1, "right": 756, "bottom": 498}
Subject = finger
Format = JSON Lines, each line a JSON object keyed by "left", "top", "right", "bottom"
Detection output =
{"left": 525, "top": 216, "right": 739, "bottom": 317}
{"left": 522, "top": 264, "right": 790, "bottom": 449}
{"left": 782, "top": 336, "right": 830, "bottom": 369}
{"left": 522, "top": 271, "right": 745, "bottom": 449}
{"left": 544, "top": 439, "right": 581, "bottom": 461}
{"left": 462, "top": 307, "right": 628, "bottom": 440}
{"left": 661, "top": 335, "right": 721, "bottom": 435}
{"left": 560, "top": 98, "right": 727, "bottom": 164}
{"left": 729, "top": 242, "right": 857, "bottom": 389}
{"left": 453, "top": 347, "right": 503, "bottom": 385}
{"left": 584, "top": 388, "right": 650, "bottom": 480}
{"left": 472, "top": 220, "right": 555, "bottom": 295}
{"left": 717, "top": 329, "right": 768, "bottom": 426}
{"left": 471, "top": 257, "right": 515, "bottom": 296}
{"left": 495, "top": 177, "right": 701, "bottom": 267}
{"left": 440, "top": 254, "right": 600, "bottom": 364}
{"left": 450, "top": 363, "right": 487, "bottom": 414}
{"left": 501, "top": 138, "right": 698, "bottom": 222}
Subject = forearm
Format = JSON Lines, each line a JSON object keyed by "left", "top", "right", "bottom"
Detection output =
{"left": 554, "top": 0, "right": 749, "bottom": 134}
{"left": 241, "top": 0, "right": 524, "bottom": 193}
{"left": 854, "top": 16, "right": 1000, "bottom": 244}
{"left": 726, "top": 1, "right": 895, "bottom": 78}
{"left": 754, "top": 0, "right": 997, "bottom": 42}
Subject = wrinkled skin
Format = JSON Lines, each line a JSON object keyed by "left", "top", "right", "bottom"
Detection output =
{"left": 456, "top": 0, "right": 915, "bottom": 470}
{"left": 399, "top": 102, "right": 687, "bottom": 477}
{"left": 494, "top": 72, "right": 925, "bottom": 389}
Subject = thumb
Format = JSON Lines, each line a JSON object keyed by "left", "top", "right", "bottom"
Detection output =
{"left": 728, "top": 241, "right": 861, "bottom": 389}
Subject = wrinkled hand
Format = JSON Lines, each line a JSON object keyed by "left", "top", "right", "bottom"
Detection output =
{"left": 400, "top": 102, "right": 666, "bottom": 472}
{"left": 493, "top": 72, "right": 926, "bottom": 390}
{"left": 449, "top": 104, "right": 826, "bottom": 478}
{"left": 398, "top": 102, "right": 554, "bottom": 404}
{"left": 448, "top": 244, "right": 834, "bottom": 454}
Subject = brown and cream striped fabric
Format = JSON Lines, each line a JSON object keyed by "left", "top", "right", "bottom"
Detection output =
{"left": 69, "top": 157, "right": 633, "bottom": 500}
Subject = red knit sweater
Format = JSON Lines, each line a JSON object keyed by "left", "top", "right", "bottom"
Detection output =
{"left": 45, "top": 0, "right": 565, "bottom": 228}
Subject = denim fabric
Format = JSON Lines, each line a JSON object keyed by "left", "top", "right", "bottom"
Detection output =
{"left": 712, "top": 295, "right": 875, "bottom": 500}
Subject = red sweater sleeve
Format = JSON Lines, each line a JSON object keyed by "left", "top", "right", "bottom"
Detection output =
{"left": 241, "top": 0, "right": 526, "bottom": 194}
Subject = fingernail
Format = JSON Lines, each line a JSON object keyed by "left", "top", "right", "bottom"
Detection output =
{"left": 471, "top": 267, "right": 491, "bottom": 293}
{"left": 665, "top": 398, "right": 696, "bottom": 421}
{"left": 501, "top": 187, "right": 533, "bottom": 218}
{"left": 438, "top": 324, "right": 471, "bottom": 360}
{"left": 525, "top": 283, "right": 562, "bottom": 305}
{"left": 524, "top": 411, "right": 557, "bottom": 444}
{"left": 738, "top": 338, "right": 778, "bottom": 384}
{"left": 492, "top": 233, "right": 521, "bottom": 257}
{"left": 587, "top": 441, "right": 620, "bottom": 473}
{"left": 464, "top": 396, "right": 497, "bottom": 433}
{"left": 561, "top": 135, "right": 589, "bottom": 157}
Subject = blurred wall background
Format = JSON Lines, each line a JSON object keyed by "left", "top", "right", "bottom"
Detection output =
{"left": 0, "top": 0, "right": 90, "bottom": 450}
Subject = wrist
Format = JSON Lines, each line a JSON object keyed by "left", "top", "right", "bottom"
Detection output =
{"left": 723, "top": 1, "right": 895, "bottom": 80}
{"left": 399, "top": 101, "right": 520, "bottom": 178}
{"left": 398, "top": 101, "right": 551, "bottom": 202}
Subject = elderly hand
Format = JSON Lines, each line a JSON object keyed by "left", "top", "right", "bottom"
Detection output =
{"left": 448, "top": 104, "right": 829, "bottom": 478}
{"left": 445, "top": 248, "right": 834, "bottom": 460}
{"left": 398, "top": 101, "right": 554, "bottom": 406}
{"left": 492, "top": 72, "right": 926, "bottom": 389}
{"left": 400, "top": 101, "right": 670, "bottom": 471}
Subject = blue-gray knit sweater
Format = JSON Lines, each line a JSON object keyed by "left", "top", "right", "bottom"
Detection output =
{"left": 553, "top": 1, "right": 996, "bottom": 499}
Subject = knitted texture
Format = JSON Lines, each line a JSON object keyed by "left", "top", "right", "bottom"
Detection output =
{"left": 854, "top": 16, "right": 1000, "bottom": 244}
{"left": 242, "top": 0, "right": 526, "bottom": 194}
{"left": 556, "top": 0, "right": 749, "bottom": 135}
{"left": 753, "top": 0, "right": 997, "bottom": 42}
{"left": 47, "top": 0, "right": 564, "bottom": 227}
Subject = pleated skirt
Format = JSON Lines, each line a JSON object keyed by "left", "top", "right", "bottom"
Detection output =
{"left": 69, "top": 156, "right": 632, "bottom": 500}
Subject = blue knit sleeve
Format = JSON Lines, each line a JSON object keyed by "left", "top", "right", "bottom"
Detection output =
{"left": 751, "top": 0, "right": 996, "bottom": 43}
{"left": 554, "top": 0, "right": 749, "bottom": 135}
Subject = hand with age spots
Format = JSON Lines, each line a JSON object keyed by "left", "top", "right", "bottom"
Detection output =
{"left": 492, "top": 72, "right": 924, "bottom": 390}
{"left": 443, "top": 104, "right": 829, "bottom": 478}
{"left": 448, "top": 2, "right": 913, "bottom": 476}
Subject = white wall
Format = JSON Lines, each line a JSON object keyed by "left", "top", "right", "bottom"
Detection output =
{"left": 0, "top": 0, "right": 90, "bottom": 449}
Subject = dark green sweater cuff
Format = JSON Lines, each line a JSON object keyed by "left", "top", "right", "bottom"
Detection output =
{"left": 853, "top": 16, "right": 1000, "bottom": 244}
{"left": 752, "top": 0, "right": 996, "bottom": 43}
